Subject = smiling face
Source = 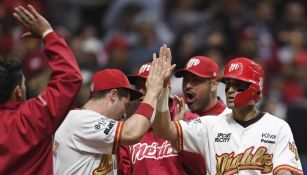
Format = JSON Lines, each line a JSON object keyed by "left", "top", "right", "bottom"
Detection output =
{"left": 182, "top": 73, "right": 214, "bottom": 114}
{"left": 225, "top": 79, "right": 251, "bottom": 109}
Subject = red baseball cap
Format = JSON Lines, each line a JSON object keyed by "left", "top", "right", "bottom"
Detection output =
{"left": 175, "top": 56, "right": 219, "bottom": 78}
{"left": 127, "top": 62, "right": 151, "bottom": 84}
{"left": 90, "top": 69, "right": 143, "bottom": 101}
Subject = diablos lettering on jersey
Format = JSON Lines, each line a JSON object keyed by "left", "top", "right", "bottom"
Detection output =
{"left": 93, "top": 154, "right": 113, "bottom": 175}
{"left": 216, "top": 146, "right": 273, "bottom": 175}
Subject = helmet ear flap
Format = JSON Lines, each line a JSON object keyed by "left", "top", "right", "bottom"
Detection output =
{"left": 234, "top": 83, "right": 261, "bottom": 107}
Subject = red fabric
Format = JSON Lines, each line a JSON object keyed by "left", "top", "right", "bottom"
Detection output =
{"left": 135, "top": 103, "right": 154, "bottom": 121}
{"left": 127, "top": 62, "right": 151, "bottom": 84}
{"left": 175, "top": 56, "right": 219, "bottom": 78}
{"left": 200, "top": 98, "right": 227, "bottom": 116}
{"left": 91, "top": 69, "right": 131, "bottom": 92}
{"left": 91, "top": 69, "right": 143, "bottom": 100}
{"left": 118, "top": 101, "right": 198, "bottom": 175}
{"left": 0, "top": 32, "right": 82, "bottom": 175}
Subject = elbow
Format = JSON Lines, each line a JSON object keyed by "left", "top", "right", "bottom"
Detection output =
{"left": 121, "top": 131, "right": 143, "bottom": 145}
{"left": 128, "top": 133, "right": 143, "bottom": 144}
{"left": 69, "top": 71, "right": 83, "bottom": 90}
{"left": 73, "top": 70, "right": 83, "bottom": 85}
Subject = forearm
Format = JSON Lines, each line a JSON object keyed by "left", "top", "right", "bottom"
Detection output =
{"left": 38, "top": 32, "right": 82, "bottom": 129}
{"left": 153, "top": 111, "right": 177, "bottom": 142}
{"left": 121, "top": 92, "right": 157, "bottom": 145}
{"left": 43, "top": 32, "right": 82, "bottom": 80}
{"left": 121, "top": 116, "right": 151, "bottom": 145}
{"left": 152, "top": 87, "right": 177, "bottom": 142}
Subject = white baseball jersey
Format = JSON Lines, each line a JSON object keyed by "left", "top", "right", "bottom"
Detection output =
{"left": 53, "top": 109, "right": 123, "bottom": 175}
{"left": 174, "top": 112, "right": 303, "bottom": 175}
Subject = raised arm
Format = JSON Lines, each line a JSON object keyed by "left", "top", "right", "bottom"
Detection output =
{"left": 152, "top": 45, "right": 178, "bottom": 142}
{"left": 13, "top": 5, "right": 82, "bottom": 136}
{"left": 120, "top": 58, "right": 167, "bottom": 145}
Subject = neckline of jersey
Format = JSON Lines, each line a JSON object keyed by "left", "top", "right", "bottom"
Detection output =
{"left": 234, "top": 112, "right": 265, "bottom": 128}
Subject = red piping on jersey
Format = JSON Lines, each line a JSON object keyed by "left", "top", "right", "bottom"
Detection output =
{"left": 273, "top": 164, "right": 303, "bottom": 175}
{"left": 174, "top": 121, "right": 183, "bottom": 152}
{"left": 112, "top": 121, "right": 124, "bottom": 154}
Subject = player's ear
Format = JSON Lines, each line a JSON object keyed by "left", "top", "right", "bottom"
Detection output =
{"left": 11, "top": 85, "right": 22, "bottom": 101}
{"left": 210, "top": 79, "right": 218, "bottom": 92}
{"left": 110, "top": 89, "right": 118, "bottom": 102}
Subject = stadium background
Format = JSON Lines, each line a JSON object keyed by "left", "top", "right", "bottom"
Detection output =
{"left": 0, "top": 0, "right": 306, "bottom": 173}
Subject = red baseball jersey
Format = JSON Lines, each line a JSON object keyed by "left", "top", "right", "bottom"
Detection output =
{"left": 118, "top": 99, "right": 199, "bottom": 175}
{"left": 0, "top": 32, "right": 82, "bottom": 175}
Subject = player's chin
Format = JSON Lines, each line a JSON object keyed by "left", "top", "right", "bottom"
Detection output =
{"left": 226, "top": 101, "right": 235, "bottom": 109}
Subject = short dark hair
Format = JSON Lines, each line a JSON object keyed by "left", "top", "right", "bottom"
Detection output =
{"left": 0, "top": 56, "right": 23, "bottom": 103}
{"left": 90, "top": 88, "right": 130, "bottom": 100}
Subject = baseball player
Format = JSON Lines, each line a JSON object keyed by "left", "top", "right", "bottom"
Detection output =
{"left": 53, "top": 58, "right": 170, "bottom": 175}
{"left": 175, "top": 56, "right": 229, "bottom": 117}
{"left": 118, "top": 46, "right": 198, "bottom": 175}
{"left": 154, "top": 57, "right": 303, "bottom": 175}
{"left": 0, "top": 5, "right": 82, "bottom": 175}
{"left": 174, "top": 56, "right": 231, "bottom": 174}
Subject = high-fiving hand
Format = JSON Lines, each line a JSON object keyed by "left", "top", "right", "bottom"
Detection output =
{"left": 145, "top": 58, "right": 168, "bottom": 97}
{"left": 154, "top": 45, "right": 176, "bottom": 87}
{"left": 13, "top": 5, "right": 52, "bottom": 38}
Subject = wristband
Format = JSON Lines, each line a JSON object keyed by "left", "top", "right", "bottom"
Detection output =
{"left": 42, "top": 29, "right": 53, "bottom": 38}
{"left": 135, "top": 103, "right": 156, "bottom": 124}
{"left": 157, "top": 87, "right": 169, "bottom": 112}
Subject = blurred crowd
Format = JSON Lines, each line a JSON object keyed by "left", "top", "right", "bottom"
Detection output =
{"left": 1, "top": 0, "right": 307, "bottom": 121}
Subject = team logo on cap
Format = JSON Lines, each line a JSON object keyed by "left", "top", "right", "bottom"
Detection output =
{"left": 90, "top": 82, "right": 95, "bottom": 92}
{"left": 186, "top": 58, "right": 200, "bottom": 69}
{"left": 138, "top": 64, "right": 151, "bottom": 75}
{"left": 229, "top": 63, "right": 240, "bottom": 72}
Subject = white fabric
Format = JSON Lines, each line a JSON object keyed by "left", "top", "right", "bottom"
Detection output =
{"left": 53, "top": 109, "right": 120, "bottom": 175}
{"left": 178, "top": 112, "right": 303, "bottom": 175}
{"left": 42, "top": 29, "right": 53, "bottom": 38}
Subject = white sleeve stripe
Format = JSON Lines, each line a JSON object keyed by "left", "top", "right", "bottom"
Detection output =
{"left": 38, "top": 94, "right": 47, "bottom": 106}
{"left": 112, "top": 121, "right": 124, "bottom": 154}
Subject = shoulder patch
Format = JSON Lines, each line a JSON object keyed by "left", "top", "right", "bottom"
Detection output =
{"left": 103, "top": 120, "right": 116, "bottom": 135}
{"left": 188, "top": 117, "right": 202, "bottom": 124}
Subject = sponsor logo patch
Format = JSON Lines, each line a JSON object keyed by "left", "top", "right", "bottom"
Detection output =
{"left": 187, "top": 117, "right": 202, "bottom": 124}
{"left": 215, "top": 133, "right": 231, "bottom": 142}
{"left": 95, "top": 118, "right": 108, "bottom": 131}
{"left": 261, "top": 132, "right": 276, "bottom": 144}
{"left": 104, "top": 120, "right": 116, "bottom": 135}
